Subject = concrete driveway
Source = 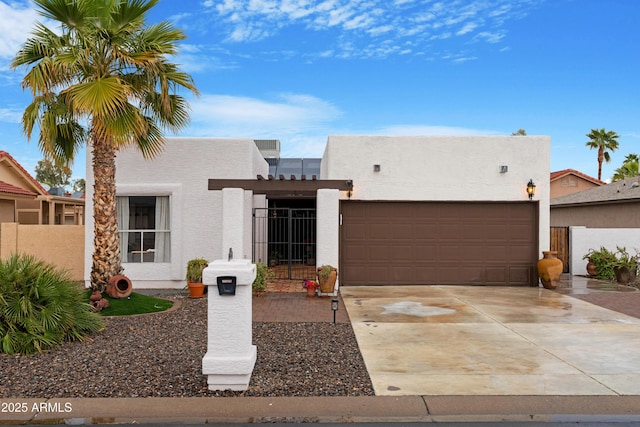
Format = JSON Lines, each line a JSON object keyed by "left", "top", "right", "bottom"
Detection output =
{"left": 340, "top": 284, "right": 640, "bottom": 396}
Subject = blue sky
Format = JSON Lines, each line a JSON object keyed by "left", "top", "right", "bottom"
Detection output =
{"left": 1, "top": 0, "right": 638, "bottom": 183}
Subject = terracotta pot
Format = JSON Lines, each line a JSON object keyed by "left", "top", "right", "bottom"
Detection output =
{"left": 317, "top": 267, "right": 337, "bottom": 293}
{"left": 90, "top": 290, "right": 103, "bottom": 302}
{"left": 106, "top": 275, "right": 133, "bottom": 299}
{"left": 306, "top": 286, "right": 316, "bottom": 298}
{"left": 188, "top": 282, "right": 205, "bottom": 298}
{"left": 537, "top": 251, "right": 563, "bottom": 290}
{"left": 614, "top": 266, "right": 636, "bottom": 285}
{"left": 586, "top": 259, "right": 598, "bottom": 277}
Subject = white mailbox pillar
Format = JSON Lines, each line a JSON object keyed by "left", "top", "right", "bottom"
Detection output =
{"left": 201, "top": 259, "right": 257, "bottom": 391}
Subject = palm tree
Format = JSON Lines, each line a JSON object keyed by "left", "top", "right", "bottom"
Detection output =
{"left": 12, "top": 0, "right": 198, "bottom": 291}
{"left": 585, "top": 128, "right": 620, "bottom": 181}
{"left": 612, "top": 153, "right": 639, "bottom": 182}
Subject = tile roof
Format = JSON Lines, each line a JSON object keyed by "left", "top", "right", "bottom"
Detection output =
{"left": 551, "top": 176, "right": 640, "bottom": 206}
{"left": 0, "top": 180, "right": 37, "bottom": 197}
{"left": 550, "top": 169, "right": 605, "bottom": 186}
{"left": 0, "top": 150, "right": 49, "bottom": 195}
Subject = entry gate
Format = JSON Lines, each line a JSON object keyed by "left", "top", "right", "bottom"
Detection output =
{"left": 252, "top": 208, "right": 316, "bottom": 280}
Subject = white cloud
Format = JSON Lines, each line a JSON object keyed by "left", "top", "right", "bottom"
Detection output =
{"left": 183, "top": 93, "right": 504, "bottom": 158}
{"left": 184, "top": 92, "right": 343, "bottom": 157}
{"left": 202, "top": 0, "right": 542, "bottom": 61}
{"left": 0, "top": 107, "right": 22, "bottom": 123}
{"left": 0, "top": 1, "right": 39, "bottom": 60}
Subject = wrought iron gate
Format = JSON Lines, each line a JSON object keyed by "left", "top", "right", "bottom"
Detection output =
{"left": 252, "top": 208, "right": 316, "bottom": 280}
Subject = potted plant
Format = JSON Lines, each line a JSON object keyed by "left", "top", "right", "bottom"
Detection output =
{"left": 303, "top": 279, "right": 318, "bottom": 297}
{"left": 612, "top": 246, "right": 638, "bottom": 285}
{"left": 269, "top": 250, "right": 282, "bottom": 267}
{"left": 582, "top": 246, "right": 617, "bottom": 280}
{"left": 186, "top": 258, "right": 209, "bottom": 298}
{"left": 317, "top": 265, "right": 337, "bottom": 293}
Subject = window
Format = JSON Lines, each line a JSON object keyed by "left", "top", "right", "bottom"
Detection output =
{"left": 117, "top": 196, "right": 170, "bottom": 263}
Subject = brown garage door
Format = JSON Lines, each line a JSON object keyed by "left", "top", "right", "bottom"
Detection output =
{"left": 340, "top": 201, "right": 538, "bottom": 286}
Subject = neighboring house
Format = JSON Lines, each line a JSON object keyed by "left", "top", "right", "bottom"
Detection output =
{"left": 0, "top": 151, "right": 84, "bottom": 225}
{"left": 550, "top": 169, "right": 604, "bottom": 199}
{"left": 84, "top": 135, "right": 551, "bottom": 289}
{"left": 0, "top": 151, "right": 85, "bottom": 280}
{"left": 551, "top": 176, "right": 640, "bottom": 228}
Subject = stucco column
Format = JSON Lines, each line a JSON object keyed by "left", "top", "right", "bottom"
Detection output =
{"left": 221, "top": 188, "right": 245, "bottom": 260}
{"left": 316, "top": 189, "right": 340, "bottom": 286}
{"left": 201, "top": 259, "right": 257, "bottom": 391}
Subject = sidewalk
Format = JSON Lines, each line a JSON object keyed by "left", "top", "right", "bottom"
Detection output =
{"left": 4, "top": 395, "right": 640, "bottom": 424}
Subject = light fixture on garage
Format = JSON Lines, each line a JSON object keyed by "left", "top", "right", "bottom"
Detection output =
{"left": 346, "top": 179, "right": 353, "bottom": 199}
{"left": 373, "top": 164, "right": 381, "bottom": 172}
{"left": 527, "top": 179, "right": 536, "bottom": 200}
{"left": 500, "top": 165, "right": 508, "bottom": 173}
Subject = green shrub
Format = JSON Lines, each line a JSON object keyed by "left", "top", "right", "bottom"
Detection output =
{"left": 583, "top": 246, "right": 638, "bottom": 280}
{"left": 253, "top": 262, "right": 274, "bottom": 295}
{"left": 0, "top": 254, "right": 104, "bottom": 355}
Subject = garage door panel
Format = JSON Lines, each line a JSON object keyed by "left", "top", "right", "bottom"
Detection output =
{"left": 369, "top": 245, "right": 390, "bottom": 261}
{"left": 341, "top": 201, "right": 537, "bottom": 286}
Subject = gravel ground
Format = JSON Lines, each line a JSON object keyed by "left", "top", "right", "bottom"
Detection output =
{"left": 0, "top": 295, "right": 374, "bottom": 398}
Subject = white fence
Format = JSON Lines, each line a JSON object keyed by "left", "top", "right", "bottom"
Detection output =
{"left": 570, "top": 226, "right": 640, "bottom": 275}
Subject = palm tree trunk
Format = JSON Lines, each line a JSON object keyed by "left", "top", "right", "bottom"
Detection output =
{"left": 90, "top": 140, "right": 122, "bottom": 292}
{"left": 597, "top": 148, "right": 604, "bottom": 181}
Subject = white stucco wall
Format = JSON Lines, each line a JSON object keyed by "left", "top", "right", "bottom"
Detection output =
{"left": 321, "top": 135, "right": 551, "bottom": 253}
{"left": 84, "top": 138, "right": 268, "bottom": 289}
{"left": 570, "top": 226, "right": 640, "bottom": 275}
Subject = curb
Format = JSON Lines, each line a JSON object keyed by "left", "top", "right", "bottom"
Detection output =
{"left": 3, "top": 396, "right": 640, "bottom": 424}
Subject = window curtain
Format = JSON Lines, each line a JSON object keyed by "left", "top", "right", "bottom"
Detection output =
{"left": 154, "top": 196, "right": 171, "bottom": 262}
{"left": 116, "top": 196, "right": 129, "bottom": 263}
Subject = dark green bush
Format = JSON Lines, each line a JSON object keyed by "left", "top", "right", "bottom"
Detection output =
{"left": 0, "top": 254, "right": 104, "bottom": 355}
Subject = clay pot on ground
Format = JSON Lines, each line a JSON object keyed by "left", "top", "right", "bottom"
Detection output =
{"left": 537, "top": 251, "right": 563, "bottom": 290}
{"left": 306, "top": 286, "right": 316, "bottom": 298}
{"left": 187, "top": 282, "right": 205, "bottom": 298}
{"left": 317, "top": 266, "right": 337, "bottom": 293}
{"left": 586, "top": 259, "right": 598, "bottom": 277}
{"left": 106, "top": 275, "right": 133, "bottom": 299}
{"left": 614, "top": 266, "right": 637, "bottom": 285}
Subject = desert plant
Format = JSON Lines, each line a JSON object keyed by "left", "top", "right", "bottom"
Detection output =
{"left": 318, "top": 264, "right": 336, "bottom": 281}
{"left": 186, "top": 258, "right": 209, "bottom": 283}
{"left": 583, "top": 246, "right": 618, "bottom": 280}
{"left": 0, "top": 254, "right": 104, "bottom": 355}
{"left": 253, "top": 262, "right": 274, "bottom": 295}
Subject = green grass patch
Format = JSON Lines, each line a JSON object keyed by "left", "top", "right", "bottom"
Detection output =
{"left": 84, "top": 291, "right": 174, "bottom": 316}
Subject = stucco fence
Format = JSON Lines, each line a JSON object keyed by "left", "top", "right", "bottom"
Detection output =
{"left": 569, "top": 226, "right": 640, "bottom": 276}
{"left": 0, "top": 223, "right": 84, "bottom": 281}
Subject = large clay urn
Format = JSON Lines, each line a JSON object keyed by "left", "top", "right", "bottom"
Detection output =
{"left": 537, "top": 251, "right": 563, "bottom": 290}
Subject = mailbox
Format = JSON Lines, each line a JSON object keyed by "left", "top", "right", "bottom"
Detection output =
{"left": 217, "top": 276, "right": 237, "bottom": 296}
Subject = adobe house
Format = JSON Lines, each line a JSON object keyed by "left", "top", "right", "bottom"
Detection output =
{"left": 550, "top": 169, "right": 604, "bottom": 199}
{"left": 84, "top": 135, "right": 550, "bottom": 289}
{"left": 0, "top": 151, "right": 84, "bottom": 225}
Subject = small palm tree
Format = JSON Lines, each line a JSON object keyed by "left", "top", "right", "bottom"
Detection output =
{"left": 612, "top": 153, "right": 639, "bottom": 182}
{"left": 585, "top": 128, "right": 620, "bottom": 181}
{"left": 12, "top": 0, "right": 199, "bottom": 291}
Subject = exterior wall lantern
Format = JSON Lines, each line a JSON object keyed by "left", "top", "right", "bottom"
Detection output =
{"left": 346, "top": 179, "right": 353, "bottom": 199}
{"left": 527, "top": 179, "right": 536, "bottom": 200}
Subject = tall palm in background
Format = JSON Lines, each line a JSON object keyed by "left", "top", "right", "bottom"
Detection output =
{"left": 12, "top": 0, "right": 198, "bottom": 291}
{"left": 585, "top": 128, "right": 620, "bottom": 181}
